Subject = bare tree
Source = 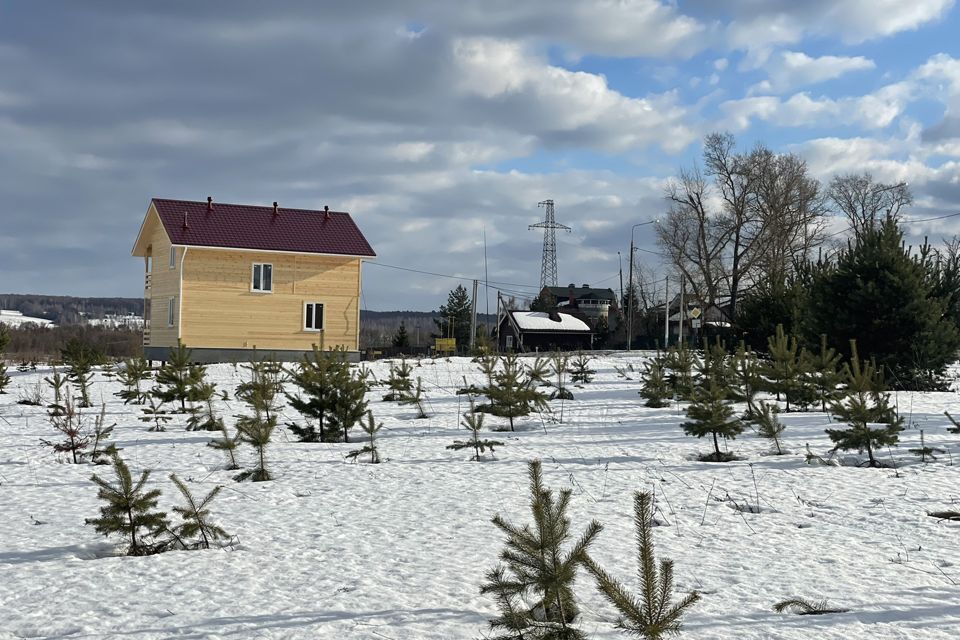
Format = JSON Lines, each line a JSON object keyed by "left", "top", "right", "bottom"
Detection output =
{"left": 828, "top": 173, "right": 911, "bottom": 238}
{"left": 657, "top": 133, "right": 827, "bottom": 321}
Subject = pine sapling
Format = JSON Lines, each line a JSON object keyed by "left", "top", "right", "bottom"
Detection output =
{"left": 234, "top": 408, "right": 276, "bottom": 482}
{"left": 826, "top": 341, "right": 903, "bottom": 467}
{"left": 731, "top": 342, "right": 762, "bottom": 420}
{"left": 40, "top": 394, "right": 89, "bottom": 463}
{"left": 382, "top": 358, "right": 414, "bottom": 401}
{"left": 909, "top": 429, "right": 944, "bottom": 462}
{"left": 945, "top": 411, "right": 960, "bottom": 435}
{"left": 399, "top": 376, "right": 429, "bottom": 418}
{"left": 90, "top": 403, "right": 119, "bottom": 464}
{"left": 153, "top": 342, "right": 199, "bottom": 413}
{"left": 551, "top": 352, "right": 574, "bottom": 400}
{"left": 447, "top": 399, "right": 504, "bottom": 461}
{"left": 167, "top": 474, "right": 229, "bottom": 550}
{"left": 207, "top": 423, "right": 241, "bottom": 470}
{"left": 44, "top": 366, "right": 68, "bottom": 416}
{"left": 526, "top": 356, "right": 552, "bottom": 386}
{"left": 773, "top": 598, "right": 849, "bottom": 615}
{"left": 808, "top": 334, "right": 843, "bottom": 412}
{"left": 0, "top": 324, "right": 9, "bottom": 393}
{"left": 140, "top": 396, "right": 172, "bottom": 432}
{"left": 569, "top": 352, "right": 595, "bottom": 384}
{"left": 764, "top": 324, "right": 800, "bottom": 410}
{"left": 639, "top": 353, "right": 670, "bottom": 408}
{"left": 481, "top": 354, "right": 548, "bottom": 431}
{"left": 85, "top": 453, "right": 168, "bottom": 556}
{"left": 664, "top": 345, "right": 695, "bottom": 401}
{"left": 346, "top": 410, "right": 383, "bottom": 463}
{"left": 582, "top": 492, "right": 700, "bottom": 639}
{"left": 755, "top": 401, "right": 786, "bottom": 455}
{"left": 681, "top": 370, "right": 744, "bottom": 462}
{"left": 186, "top": 381, "right": 222, "bottom": 431}
{"left": 116, "top": 356, "right": 151, "bottom": 404}
{"left": 481, "top": 459, "right": 603, "bottom": 637}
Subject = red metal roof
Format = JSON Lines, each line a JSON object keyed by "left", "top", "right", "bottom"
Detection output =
{"left": 150, "top": 198, "right": 376, "bottom": 257}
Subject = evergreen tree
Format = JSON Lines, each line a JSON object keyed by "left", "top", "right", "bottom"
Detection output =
{"left": 235, "top": 359, "right": 282, "bottom": 422}
{"left": 526, "top": 357, "right": 552, "bottom": 387}
{"left": 681, "top": 366, "right": 744, "bottom": 462}
{"left": 186, "top": 380, "right": 223, "bottom": 431}
{"left": 755, "top": 401, "right": 786, "bottom": 455}
{"left": 40, "top": 394, "right": 89, "bottom": 463}
{"left": 382, "top": 358, "right": 414, "bottom": 402}
{"left": 398, "top": 376, "right": 428, "bottom": 419}
{"left": 285, "top": 347, "right": 349, "bottom": 442}
{"left": 61, "top": 337, "right": 97, "bottom": 408}
{"left": 639, "top": 354, "right": 670, "bottom": 408}
{"left": 764, "top": 325, "right": 801, "bottom": 410}
{"left": 731, "top": 342, "right": 762, "bottom": 420}
{"left": 806, "top": 334, "right": 843, "bottom": 412}
{"left": 85, "top": 453, "right": 168, "bottom": 556}
{"left": 481, "top": 459, "right": 603, "bottom": 638}
{"left": 569, "top": 352, "right": 595, "bottom": 384}
{"left": 826, "top": 341, "right": 903, "bottom": 467}
{"left": 482, "top": 354, "right": 548, "bottom": 431}
{"left": 805, "top": 216, "right": 960, "bottom": 390}
{"left": 447, "top": 399, "right": 504, "bottom": 461}
{"left": 529, "top": 291, "right": 554, "bottom": 312}
{"left": 116, "top": 356, "right": 151, "bottom": 405}
{"left": 664, "top": 346, "right": 695, "bottom": 401}
{"left": 583, "top": 492, "right": 700, "bottom": 639}
{"left": 167, "top": 474, "right": 229, "bottom": 550}
{"left": 44, "top": 366, "right": 68, "bottom": 416}
{"left": 550, "top": 352, "right": 574, "bottom": 400}
{"left": 0, "top": 323, "right": 10, "bottom": 394}
{"left": 89, "top": 403, "right": 118, "bottom": 464}
{"left": 347, "top": 411, "right": 383, "bottom": 463}
{"left": 153, "top": 342, "right": 201, "bottom": 413}
{"left": 234, "top": 408, "right": 276, "bottom": 482}
{"left": 140, "top": 396, "right": 172, "bottom": 432}
{"left": 392, "top": 323, "right": 411, "bottom": 349}
{"left": 435, "top": 284, "right": 473, "bottom": 350}
{"left": 207, "top": 423, "right": 241, "bottom": 470}
{"left": 326, "top": 364, "right": 369, "bottom": 442}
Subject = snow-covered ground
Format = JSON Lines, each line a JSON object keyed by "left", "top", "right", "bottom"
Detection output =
{"left": 0, "top": 309, "right": 54, "bottom": 328}
{"left": 2, "top": 353, "right": 959, "bottom": 639}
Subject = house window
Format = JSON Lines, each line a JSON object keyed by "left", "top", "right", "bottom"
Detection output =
{"left": 304, "top": 302, "right": 324, "bottom": 331}
{"left": 169, "top": 246, "right": 176, "bottom": 269}
{"left": 252, "top": 263, "right": 273, "bottom": 292}
{"left": 167, "top": 298, "right": 175, "bottom": 327}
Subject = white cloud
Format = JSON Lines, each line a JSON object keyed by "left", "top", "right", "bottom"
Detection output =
{"left": 753, "top": 51, "right": 875, "bottom": 93}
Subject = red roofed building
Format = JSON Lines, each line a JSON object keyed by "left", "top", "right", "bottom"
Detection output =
{"left": 132, "top": 197, "right": 375, "bottom": 361}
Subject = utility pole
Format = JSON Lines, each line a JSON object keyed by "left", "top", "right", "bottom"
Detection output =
{"left": 663, "top": 276, "right": 669, "bottom": 348}
{"left": 678, "top": 277, "right": 685, "bottom": 346}
{"left": 470, "top": 278, "right": 478, "bottom": 351}
{"left": 626, "top": 220, "right": 656, "bottom": 350}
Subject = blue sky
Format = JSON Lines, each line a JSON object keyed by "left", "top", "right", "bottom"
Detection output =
{"left": 1, "top": 1, "right": 960, "bottom": 310}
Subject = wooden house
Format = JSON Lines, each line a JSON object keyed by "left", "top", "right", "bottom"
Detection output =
{"left": 498, "top": 310, "right": 593, "bottom": 352}
{"left": 131, "top": 197, "right": 376, "bottom": 362}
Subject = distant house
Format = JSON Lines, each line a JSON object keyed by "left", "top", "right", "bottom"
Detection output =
{"left": 132, "top": 197, "right": 376, "bottom": 362}
{"left": 539, "top": 284, "right": 619, "bottom": 323}
{"left": 498, "top": 310, "right": 593, "bottom": 352}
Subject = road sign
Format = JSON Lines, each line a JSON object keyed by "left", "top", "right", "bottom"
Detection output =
{"left": 690, "top": 307, "right": 702, "bottom": 319}
{"left": 692, "top": 319, "right": 702, "bottom": 329}
{"left": 435, "top": 338, "right": 456, "bottom": 354}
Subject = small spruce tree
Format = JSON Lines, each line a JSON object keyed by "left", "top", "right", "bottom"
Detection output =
{"left": 89, "top": 403, "right": 119, "bottom": 464}
{"left": 346, "top": 410, "right": 383, "bottom": 463}
{"left": 61, "top": 337, "right": 97, "bottom": 408}
{"left": 40, "top": 394, "right": 89, "bottom": 463}
{"left": 447, "top": 399, "right": 504, "bottom": 461}
{"left": 526, "top": 356, "right": 552, "bottom": 387}
{"left": 639, "top": 354, "right": 670, "bottom": 408}
{"left": 382, "top": 358, "right": 415, "bottom": 401}
{"left": 681, "top": 369, "right": 744, "bottom": 462}
{"left": 326, "top": 364, "right": 369, "bottom": 442}
{"left": 398, "top": 376, "right": 429, "bottom": 419}
{"left": 480, "top": 459, "right": 603, "bottom": 638}
{"left": 764, "top": 324, "right": 801, "bottom": 410}
{"left": 85, "top": 453, "right": 168, "bottom": 556}
{"left": 140, "top": 396, "right": 172, "bottom": 432}
{"left": 550, "top": 352, "right": 574, "bottom": 400}
{"left": 392, "top": 323, "right": 411, "bottom": 349}
{"left": 826, "top": 340, "right": 903, "bottom": 467}
{"left": 482, "top": 354, "right": 548, "bottom": 431}
{"left": 664, "top": 345, "right": 695, "bottom": 400}
{"left": 755, "top": 401, "right": 786, "bottom": 455}
{"left": 44, "top": 366, "right": 68, "bottom": 416}
{"left": 582, "top": 492, "right": 700, "bottom": 639}
{"left": 207, "top": 423, "right": 241, "bottom": 470}
{"left": 569, "top": 352, "right": 595, "bottom": 384}
{"left": 731, "top": 342, "right": 762, "bottom": 420}
{"left": 807, "top": 334, "right": 844, "bottom": 412}
{"left": 153, "top": 342, "right": 200, "bottom": 413}
{"left": 167, "top": 474, "right": 229, "bottom": 550}
{"left": 116, "top": 356, "right": 151, "bottom": 405}
{"left": 285, "top": 347, "right": 350, "bottom": 442}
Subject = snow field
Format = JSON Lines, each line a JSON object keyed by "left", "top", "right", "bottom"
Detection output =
{"left": 1, "top": 353, "right": 959, "bottom": 638}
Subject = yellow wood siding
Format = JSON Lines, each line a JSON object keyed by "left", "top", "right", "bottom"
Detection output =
{"left": 180, "top": 248, "right": 360, "bottom": 351}
{"left": 138, "top": 205, "right": 180, "bottom": 349}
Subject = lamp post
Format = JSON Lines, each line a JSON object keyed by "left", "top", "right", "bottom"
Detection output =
{"left": 626, "top": 220, "right": 656, "bottom": 351}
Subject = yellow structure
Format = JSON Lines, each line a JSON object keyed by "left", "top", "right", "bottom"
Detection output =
{"left": 131, "top": 197, "right": 376, "bottom": 361}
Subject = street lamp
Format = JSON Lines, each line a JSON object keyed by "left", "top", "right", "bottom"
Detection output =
{"left": 627, "top": 220, "right": 657, "bottom": 351}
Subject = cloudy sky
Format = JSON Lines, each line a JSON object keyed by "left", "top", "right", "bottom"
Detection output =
{"left": 2, "top": 1, "right": 960, "bottom": 311}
